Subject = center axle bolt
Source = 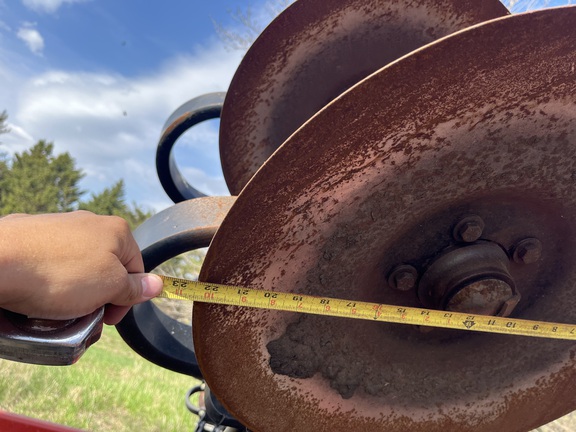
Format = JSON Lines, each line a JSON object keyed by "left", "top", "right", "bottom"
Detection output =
{"left": 417, "top": 242, "right": 520, "bottom": 317}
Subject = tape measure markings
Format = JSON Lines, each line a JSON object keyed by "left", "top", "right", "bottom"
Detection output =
{"left": 157, "top": 275, "right": 576, "bottom": 340}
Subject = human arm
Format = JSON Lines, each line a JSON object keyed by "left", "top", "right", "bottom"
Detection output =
{"left": 0, "top": 211, "right": 163, "bottom": 325}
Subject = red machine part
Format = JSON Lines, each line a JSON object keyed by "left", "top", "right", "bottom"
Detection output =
{"left": 0, "top": 411, "right": 82, "bottom": 432}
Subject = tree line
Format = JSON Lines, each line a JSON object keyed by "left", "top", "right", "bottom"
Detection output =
{"left": 0, "top": 111, "right": 150, "bottom": 228}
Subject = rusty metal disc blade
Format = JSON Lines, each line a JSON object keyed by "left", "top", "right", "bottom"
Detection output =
{"left": 196, "top": 7, "right": 576, "bottom": 432}
{"left": 219, "top": 0, "right": 509, "bottom": 195}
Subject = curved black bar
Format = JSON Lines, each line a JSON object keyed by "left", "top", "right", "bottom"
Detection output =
{"left": 156, "top": 92, "right": 226, "bottom": 203}
{"left": 116, "top": 197, "right": 236, "bottom": 377}
{"left": 185, "top": 383, "right": 205, "bottom": 415}
{"left": 116, "top": 301, "right": 201, "bottom": 377}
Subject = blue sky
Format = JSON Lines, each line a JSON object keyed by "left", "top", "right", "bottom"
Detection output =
{"left": 0, "top": 0, "right": 572, "bottom": 212}
{"left": 0, "top": 0, "right": 278, "bottom": 211}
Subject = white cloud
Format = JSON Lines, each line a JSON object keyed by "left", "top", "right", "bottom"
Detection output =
{"left": 2, "top": 40, "right": 242, "bottom": 211}
{"left": 21, "top": 0, "right": 89, "bottom": 14}
{"left": 17, "top": 24, "right": 44, "bottom": 55}
{"left": 4, "top": 122, "right": 34, "bottom": 146}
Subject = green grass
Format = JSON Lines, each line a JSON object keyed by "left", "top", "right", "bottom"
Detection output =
{"left": 0, "top": 325, "right": 200, "bottom": 431}
{"left": 1, "top": 324, "right": 575, "bottom": 431}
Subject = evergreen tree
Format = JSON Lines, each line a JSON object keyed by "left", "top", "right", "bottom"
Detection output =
{"left": 0, "top": 112, "right": 8, "bottom": 200}
{"left": 0, "top": 140, "right": 83, "bottom": 214}
{"left": 0, "top": 111, "right": 8, "bottom": 137}
{"left": 79, "top": 180, "right": 150, "bottom": 229}
{"left": 0, "top": 111, "right": 151, "bottom": 228}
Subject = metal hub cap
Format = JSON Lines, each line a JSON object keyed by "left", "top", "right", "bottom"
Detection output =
{"left": 417, "top": 242, "right": 518, "bottom": 316}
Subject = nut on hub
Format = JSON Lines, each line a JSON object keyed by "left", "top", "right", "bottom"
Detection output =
{"left": 453, "top": 215, "right": 485, "bottom": 243}
{"left": 387, "top": 265, "right": 418, "bottom": 291}
{"left": 513, "top": 238, "right": 542, "bottom": 265}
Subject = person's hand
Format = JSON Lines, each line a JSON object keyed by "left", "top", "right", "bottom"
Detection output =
{"left": 0, "top": 211, "right": 163, "bottom": 325}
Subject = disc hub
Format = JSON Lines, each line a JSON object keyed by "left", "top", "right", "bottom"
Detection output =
{"left": 417, "top": 242, "right": 518, "bottom": 316}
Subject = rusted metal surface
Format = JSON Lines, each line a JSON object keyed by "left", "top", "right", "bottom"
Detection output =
{"left": 195, "top": 7, "right": 576, "bottom": 432}
{"left": 219, "top": 0, "right": 509, "bottom": 194}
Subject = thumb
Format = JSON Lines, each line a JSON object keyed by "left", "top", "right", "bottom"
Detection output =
{"left": 103, "top": 274, "right": 164, "bottom": 325}
{"left": 122, "top": 273, "right": 164, "bottom": 305}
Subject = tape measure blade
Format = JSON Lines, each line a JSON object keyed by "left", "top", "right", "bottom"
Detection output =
{"left": 156, "top": 275, "right": 576, "bottom": 341}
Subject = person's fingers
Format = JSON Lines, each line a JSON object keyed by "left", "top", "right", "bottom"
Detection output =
{"left": 103, "top": 304, "right": 130, "bottom": 325}
{"left": 111, "top": 273, "right": 164, "bottom": 306}
{"left": 138, "top": 273, "right": 164, "bottom": 299}
{"left": 106, "top": 215, "right": 145, "bottom": 274}
{"left": 123, "top": 251, "right": 145, "bottom": 274}
{"left": 102, "top": 274, "right": 163, "bottom": 325}
{"left": 121, "top": 233, "right": 145, "bottom": 274}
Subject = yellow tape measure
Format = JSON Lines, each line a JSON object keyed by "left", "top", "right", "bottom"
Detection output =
{"left": 157, "top": 275, "right": 576, "bottom": 340}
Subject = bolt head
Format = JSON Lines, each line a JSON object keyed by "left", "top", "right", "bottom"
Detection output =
{"left": 453, "top": 215, "right": 485, "bottom": 243}
{"left": 513, "top": 238, "right": 542, "bottom": 265}
{"left": 459, "top": 222, "right": 483, "bottom": 243}
{"left": 395, "top": 272, "right": 417, "bottom": 291}
{"left": 388, "top": 265, "right": 418, "bottom": 292}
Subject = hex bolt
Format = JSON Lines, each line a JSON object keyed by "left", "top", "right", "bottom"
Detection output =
{"left": 388, "top": 265, "right": 418, "bottom": 292}
{"left": 453, "top": 215, "right": 485, "bottom": 243}
{"left": 513, "top": 238, "right": 542, "bottom": 265}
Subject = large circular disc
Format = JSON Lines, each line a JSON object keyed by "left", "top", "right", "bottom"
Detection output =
{"left": 197, "top": 7, "right": 576, "bottom": 432}
{"left": 219, "top": 0, "right": 509, "bottom": 194}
